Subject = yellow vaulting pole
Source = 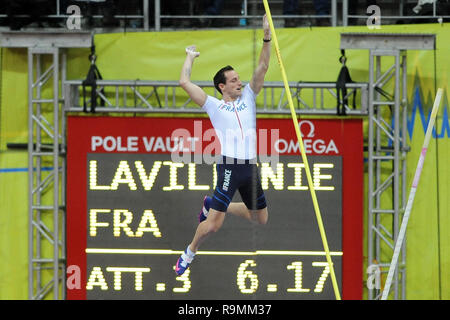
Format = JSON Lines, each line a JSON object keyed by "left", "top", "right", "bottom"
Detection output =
{"left": 262, "top": 0, "right": 341, "bottom": 300}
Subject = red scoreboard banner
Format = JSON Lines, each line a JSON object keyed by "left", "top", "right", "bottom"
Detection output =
{"left": 67, "top": 116, "right": 363, "bottom": 300}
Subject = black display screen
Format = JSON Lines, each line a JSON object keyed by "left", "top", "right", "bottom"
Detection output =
{"left": 85, "top": 153, "right": 342, "bottom": 299}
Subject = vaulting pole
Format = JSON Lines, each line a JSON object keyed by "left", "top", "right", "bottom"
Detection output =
{"left": 262, "top": 0, "right": 341, "bottom": 300}
{"left": 382, "top": 88, "right": 443, "bottom": 300}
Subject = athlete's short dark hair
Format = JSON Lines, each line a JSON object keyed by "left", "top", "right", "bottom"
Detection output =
{"left": 213, "top": 65, "right": 234, "bottom": 95}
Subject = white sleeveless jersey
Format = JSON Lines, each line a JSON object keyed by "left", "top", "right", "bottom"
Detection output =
{"left": 202, "top": 84, "right": 257, "bottom": 159}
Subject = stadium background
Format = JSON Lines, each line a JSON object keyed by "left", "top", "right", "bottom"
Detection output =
{"left": 0, "top": 13, "right": 449, "bottom": 299}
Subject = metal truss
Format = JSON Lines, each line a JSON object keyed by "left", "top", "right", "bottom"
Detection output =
{"left": 368, "top": 49, "right": 408, "bottom": 300}
{"left": 64, "top": 79, "right": 368, "bottom": 115}
{"left": 0, "top": 31, "right": 91, "bottom": 300}
{"left": 341, "top": 32, "right": 436, "bottom": 300}
{"left": 28, "top": 46, "right": 66, "bottom": 300}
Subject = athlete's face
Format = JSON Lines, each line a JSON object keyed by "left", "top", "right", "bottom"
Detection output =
{"left": 222, "top": 70, "right": 242, "bottom": 99}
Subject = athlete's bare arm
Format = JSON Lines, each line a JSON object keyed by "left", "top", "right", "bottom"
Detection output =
{"left": 179, "top": 45, "right": 207, "bottom": 107}
{"left": 250, "top": 15, "right": 271, "bottom": 95}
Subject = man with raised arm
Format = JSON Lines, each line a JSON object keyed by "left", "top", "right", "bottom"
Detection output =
{"left": 175, "top": 15, "right": 272, "bottom": 276}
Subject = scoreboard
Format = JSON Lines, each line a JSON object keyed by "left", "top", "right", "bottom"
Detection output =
{"left": 66, "top": 116, "right": 363, "bottom": 300}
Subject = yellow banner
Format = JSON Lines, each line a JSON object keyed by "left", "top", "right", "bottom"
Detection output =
{"left": 1, "top": 23, "right": 449, "bottom": 299}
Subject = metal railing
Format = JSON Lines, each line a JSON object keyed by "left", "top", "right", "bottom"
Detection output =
{"left": 0, "top": 0, "right": 151, "bottom": 30}
{"left": 64, "top": 79, "right": 368, "bottom": 115}
{"left": 0, "top": 0, "right": 448, "bottom": 31}
{"left": 154, "top": 0, "right": 338, "bottom": 30}
{"left": 342, "top": 0, "right": 450, "bottom": 27}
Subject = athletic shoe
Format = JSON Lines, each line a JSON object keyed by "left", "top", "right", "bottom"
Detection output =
{"left": 198, "top": 195, "right": 212, "bottom": 223}
{"left": 175, "top": 252, "right": 191, "bottom": 276}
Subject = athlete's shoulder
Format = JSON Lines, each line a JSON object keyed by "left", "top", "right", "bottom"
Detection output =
{"left": 243, "top": 83, "right": 257, "bottom": 99}
{"left": 202, "top": 95, "right": 222, "bottom": 109}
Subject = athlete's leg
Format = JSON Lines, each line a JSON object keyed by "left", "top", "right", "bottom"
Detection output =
{"left": 176, "top": 158, "right": 240, "bottom": 275}
{"left": 227, "top": 202, "right": 268, "bottom": 225}
{"left": 189, "top": 208, "right": 225, "bottom": 252}
{"left": 235, "top": 163, "right": 268, "bottom": 225}
{"left": 175, "top": 208, "right": 226, "bottom": 275}
{"left": 250, "top": 207, "right": 268, "bottom": 225}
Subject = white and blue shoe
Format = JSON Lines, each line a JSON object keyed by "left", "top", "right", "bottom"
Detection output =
{"left": 175, "top": 249, "right": 194, "bottom": 276}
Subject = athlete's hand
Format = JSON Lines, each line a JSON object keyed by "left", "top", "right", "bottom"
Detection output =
{"left": 185, "top": 45, "right": 200, "bottom": 59}
{"left": 263, "top": 14, "right": 271, "bottom": 39}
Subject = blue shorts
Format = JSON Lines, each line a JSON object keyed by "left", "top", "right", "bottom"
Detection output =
{"left": 211, "top": 156, "right": 267, "bottom": 212}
